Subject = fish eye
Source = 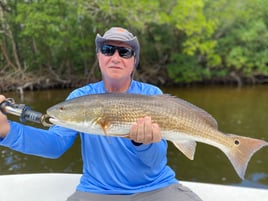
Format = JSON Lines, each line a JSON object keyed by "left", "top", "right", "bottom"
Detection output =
{"left": 59, "top": 106, "right": 64, "bottom": 111}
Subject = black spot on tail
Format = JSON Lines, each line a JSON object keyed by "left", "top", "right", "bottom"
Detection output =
{"left": 234, "top": 139, "right": 240, "bottom": 145}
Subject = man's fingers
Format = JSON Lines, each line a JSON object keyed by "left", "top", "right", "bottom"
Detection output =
{"left": 143, "top": 116, "right": 153, "bottom": 144}
{"left": 130, "top": 116, "right": 161, "bottom": 144}
{"left": 152, "top": 123, "right": 161, "bottom": 142}
{"left": 136, "top": 118, "right": 145, "bottom": 142}
{"left": 0, "top": 95, "right": 6, "bottom": 103}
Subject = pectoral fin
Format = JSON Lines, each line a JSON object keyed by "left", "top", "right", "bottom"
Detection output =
{"left": 172, "top": 140, "right": 197, "bottom": 160}
{"left": 96, "top": 117, "right": 110, "bottom": 136}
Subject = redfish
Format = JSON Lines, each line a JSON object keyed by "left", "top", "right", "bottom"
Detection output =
{"left": 47, "top": 93, "right": 268, "bottom": 179}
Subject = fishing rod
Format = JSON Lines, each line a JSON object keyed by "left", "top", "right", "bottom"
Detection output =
{"left": 0, "top": 98, "right": 52, "bottom": 127}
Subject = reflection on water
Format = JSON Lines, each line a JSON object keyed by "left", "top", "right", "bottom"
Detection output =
{"left": 241, "top": 173, "right": 268, "bottom": 188}
{"left": 0, "top": 86, "right": 268, "bottom": 189}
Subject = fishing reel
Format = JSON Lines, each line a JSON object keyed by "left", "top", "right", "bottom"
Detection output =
{"left": 0, "top": 98, "right": 52, "bottom": 127}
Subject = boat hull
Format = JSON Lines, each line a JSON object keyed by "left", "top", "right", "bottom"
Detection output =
{"left": 0, "top": 173, "right": 267, "bottom": 201}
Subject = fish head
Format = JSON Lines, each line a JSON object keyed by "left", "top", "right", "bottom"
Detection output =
{"left": 46, "top": 96, "right": 105, "bottom": 133}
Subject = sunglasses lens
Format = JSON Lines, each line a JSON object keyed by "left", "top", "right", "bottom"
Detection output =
{"left": 118, "top": 47, "right": 134, "bottom": 58}
{"left": 100, "top": 45, "right": 134, "bottom": 58}
{"left": 100, "top": 45, "right": 115, "bottom": 56}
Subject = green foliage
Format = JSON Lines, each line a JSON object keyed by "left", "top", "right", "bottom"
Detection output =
{"left": 206, "top": 0, "right": 268, "bottom": 80}
{"left": 1, "top": 0, "right": 268, "bottom": 85}
{"left": 138, "top": 24, "right": 180, "bottom": 66}
{"left": 224, "top": 19, "right": 268, "bottom": 76}
{"left": 13, "top": 0, "right": 95, "bottom": 75}
{"left": 168, "top": 53, "right": 210, "bottom": 83}
{"left": 159, "top": 0, "right": 216, "bottom": 56}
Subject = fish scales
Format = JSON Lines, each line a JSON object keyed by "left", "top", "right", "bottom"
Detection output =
{"left": 47, "top": 93, "right": 268, "bottom": 180}
{"left": 101, "top": 94, "right": 211, "bottom": 133}
{"left": 102, "top": 94, "right": 226, "bottom": 148}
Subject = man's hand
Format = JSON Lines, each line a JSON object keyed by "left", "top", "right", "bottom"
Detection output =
{"left": 0, "top": 95, "right": 10, "bottom": 138}
{"left": 129, "top": 116, "right": 161, "bottom": 144}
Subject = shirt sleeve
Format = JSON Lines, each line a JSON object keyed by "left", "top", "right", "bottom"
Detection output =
{"left": 0, "top": 121, "right": 78, "bottom": 159}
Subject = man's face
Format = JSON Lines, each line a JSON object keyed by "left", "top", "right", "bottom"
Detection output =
{"left": 97, "top": 41, "right": 135, "bottom": 81}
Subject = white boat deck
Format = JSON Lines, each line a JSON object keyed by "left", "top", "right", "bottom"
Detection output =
{"left": 0, "top": 173, "right": 267, "bottom": 201}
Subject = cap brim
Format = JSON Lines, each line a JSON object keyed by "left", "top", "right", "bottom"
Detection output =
{"left": 95, "top": 34, "right": 139, "bottom": 51}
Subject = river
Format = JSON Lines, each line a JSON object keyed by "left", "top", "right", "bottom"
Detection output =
{"left": 0, "top": 85, "right": 268, "bottom": 189}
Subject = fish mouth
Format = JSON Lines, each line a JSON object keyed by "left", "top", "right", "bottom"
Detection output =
{"left": 48, "top": 116, "right": 62, "bottom": 125}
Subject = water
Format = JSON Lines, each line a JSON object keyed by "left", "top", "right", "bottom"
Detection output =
{"left": 0, "top": 85, "right": 268, "bottom": 189}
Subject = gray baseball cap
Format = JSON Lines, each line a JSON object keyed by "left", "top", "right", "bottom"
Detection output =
{"left": 95, "top": 27, "right": 140, "bottom": 67}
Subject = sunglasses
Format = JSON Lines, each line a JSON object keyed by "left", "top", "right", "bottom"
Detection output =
{"left": 100, "top": 44, "right": 135, "bottom": 59}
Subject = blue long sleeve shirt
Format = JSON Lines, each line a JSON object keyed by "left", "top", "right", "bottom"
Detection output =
{"left": 0, "top": 80, "right": 178, "bottom": 194}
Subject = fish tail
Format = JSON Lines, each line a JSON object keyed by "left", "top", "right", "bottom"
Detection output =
{"left": 224, "top": 134, "right": 268, "bottom": 180}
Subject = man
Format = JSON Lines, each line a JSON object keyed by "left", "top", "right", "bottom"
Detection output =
{"left": 0, "top": 27, "right": 202, "bottom": 201}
